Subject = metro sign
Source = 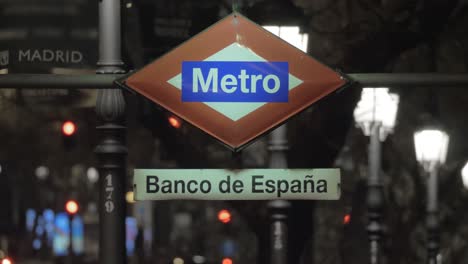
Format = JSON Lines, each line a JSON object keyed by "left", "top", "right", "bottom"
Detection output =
{"left": 118, "top": 13, "right": 350, "bottom": 151}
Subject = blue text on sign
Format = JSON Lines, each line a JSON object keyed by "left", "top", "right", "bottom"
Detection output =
{"left": 181, "top": 61, "right": 289, "bottom": 102}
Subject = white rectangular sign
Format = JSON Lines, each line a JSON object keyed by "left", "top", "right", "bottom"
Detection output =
{"left": 134, "top": 169, "right": 340, "bottom": 200}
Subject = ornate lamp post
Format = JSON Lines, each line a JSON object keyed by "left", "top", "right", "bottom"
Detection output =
{"left": 95, "top": 0, "right": 127, "bottom": 263}
{"left": 268, "top": 125, "right": 289, "bottom": 264}
{"left": 354, "top": 87, "right": 399, "bottom": 264}
{"left": 245, "top": 1, "right": 308, "bottom": 263}
{"left": 414, "top": 127, "right": 449, "bottom": 264}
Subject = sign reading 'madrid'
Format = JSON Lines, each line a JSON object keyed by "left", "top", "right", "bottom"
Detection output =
{"left": 182, "top": 61, "right": 289, "bottom": 102}
{"left": 134, "top": 169, "right": 340, "bottom": 200}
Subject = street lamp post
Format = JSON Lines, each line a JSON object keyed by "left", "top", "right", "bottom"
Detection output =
{"left": 354, "top": 88, "right": 399, "bottom": 264}
{"left": 268, "top": 125, "right": 290, "bottom": 264}
{"left": 248, "top": 1, "right": 307, "bottom": 263}
{"left": 414, "top": 128, "right": 449, "bottom": 264}
{"left": 95, "top": 0, "right": 127, "bottom": 264}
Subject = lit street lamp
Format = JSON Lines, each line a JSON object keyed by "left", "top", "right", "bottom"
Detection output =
{"left": 461, "top": 161, "right": 468, "bottom": 190}
{"left": 414, "top": 127, "right": 449, "bottom": 264}
{"left": 354, "top": 87, "right": 399, "bottom": 264}
{"left": 354, "top": 88, "right": 400, "bottom": 141}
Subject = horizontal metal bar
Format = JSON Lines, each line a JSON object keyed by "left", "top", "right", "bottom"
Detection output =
{"left": 349, "top": 73, "right": 468, "bottom": 88}
{"left": 0, "top": 74, "right": 125, "bottom": 89}
{"left": 0, "top": 73, "right": 467, "bottom": 89}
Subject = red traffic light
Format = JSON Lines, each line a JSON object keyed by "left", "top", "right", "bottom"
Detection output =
{"left": 168, "top": 116, "right": 182, "bottom": 129}
{"left": 65, "top": 200, "right": 79, "bottom": 215}
{"left": 222, "top": 258, "right": 233, "bottom": 264}
{"left": 62, "top": 121, "right": 76, "bottom": 136}
{"left": 218, "top": 209, "right": 231, "bottom": 224}
{"left": 343, "top": 214, "right": 351, "bottom": 225}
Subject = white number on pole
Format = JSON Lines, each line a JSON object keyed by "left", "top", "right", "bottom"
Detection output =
{"left": 104, "top": 174, "right": 115, "bottom": 213}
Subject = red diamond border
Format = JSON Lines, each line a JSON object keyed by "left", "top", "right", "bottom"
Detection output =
{"left": 117, "top": 13, "right": 350, "bottom": 151}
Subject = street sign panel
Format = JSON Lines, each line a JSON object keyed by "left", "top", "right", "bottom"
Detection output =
{"left": 0, "top": 0, "right": 98, "bottom": 72}
{"left": 118, "top": 13, "right": 349, "bottom": 151}
{"left": 134, "top": 169, "right": 340, "bottom": 200}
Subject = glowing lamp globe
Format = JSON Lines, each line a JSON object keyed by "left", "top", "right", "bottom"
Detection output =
{"left": 461, "top": 161, "right": 468, "bottom": 189}
{"left": 413, "top": 128, "right": 449, "bottom": 172}
{"left": 354, "top": 87, "right": 399, "bottom": 141}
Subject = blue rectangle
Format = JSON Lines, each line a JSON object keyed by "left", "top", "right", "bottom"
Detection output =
{"left": 72, "top": 216, "right": 84, "bottom": 255}
{"left": 182, "top": 61, "right": 289, "bottom": 102}
{"left": 126, "top": 217, "right": 138, "bottom": 256}
{"left": 53, "top": 213, "right": 70, "bottom": 256}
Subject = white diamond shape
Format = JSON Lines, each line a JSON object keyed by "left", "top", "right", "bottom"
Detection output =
{"left": 167, "top": 42, "right": 303, "bottom": 121}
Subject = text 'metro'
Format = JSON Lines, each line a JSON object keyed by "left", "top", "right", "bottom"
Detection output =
{"left": 182, "top": 61, "right": 289, "bottom": 102}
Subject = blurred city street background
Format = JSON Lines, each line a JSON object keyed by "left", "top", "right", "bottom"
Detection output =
{"left": 1, "top": 0, "right": 468, "bottom": 264}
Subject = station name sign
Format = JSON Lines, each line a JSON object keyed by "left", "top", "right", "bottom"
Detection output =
{"left": 134, "top": 169, "right": 340, "bottom": 200}
{"left": 182, "top": 61, "right": 289, "bottom": 102}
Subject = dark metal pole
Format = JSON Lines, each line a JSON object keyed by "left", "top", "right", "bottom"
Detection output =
{"left": 95, "top": 1, "right": 127, "bottom": 264}
{"left": 268, "top": 125, "right": 290, "bottom": 264}
{"left": 426, "top": 169, "right": 439, "bottom": 264}
{"left": 68, "top": 214, "right": 74, "bottom": 264}
{"left": 2, "top": 73, "right": 468, "bottom": 89}
{"left": 0, "top": 74, "right": 125, "bottom": 89}
{"left": 349, "top": 73, "right": 468, "bottom": 88}
{"left": 367, "top": 123, "right": 384, "bottom": 264}
{"left": 97, "top": 0, "right": 125, "bottom": 72}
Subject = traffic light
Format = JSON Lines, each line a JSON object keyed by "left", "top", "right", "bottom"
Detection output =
{"left": 61, "top": 121, "right": 77, "bottom": 150}
{"left": 222, "top": 257, "right": 233, "bottom": 264}
{"left": 62, "top": 121, "right": 76, "bottom": 136}
{"left": 65, "top": 200, "right": 79, "bottom": 215}
{"left": 343, "top": 213, "right": 351, "bottom": 225}
{"left": 217, "top": 209, "right": 231, "bottom": 224}
{"left": 168, "top": 115, "right": 182, "bottom": 129}
{"left": 217, "top": 209, "right": 238, "bottom": 263}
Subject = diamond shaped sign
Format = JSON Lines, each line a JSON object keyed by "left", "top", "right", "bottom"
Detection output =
{"left": 118, "top": 13, "right": 350, "bottom": 151}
